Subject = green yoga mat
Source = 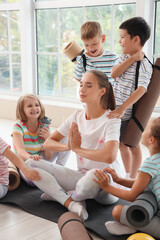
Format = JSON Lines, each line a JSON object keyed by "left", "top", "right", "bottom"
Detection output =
{"left": 0, "top": 180, "right": 157, "bottom": 240}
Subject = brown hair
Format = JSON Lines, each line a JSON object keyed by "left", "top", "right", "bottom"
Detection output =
{"left": 16, "top": 94, "right": 45, "bottom": 122}
{"left": 81, "top": 21, "right": 102, "bottom": 40}
{"left": 151, "top": 117, "right": 160, "bottom": 148}
{"left": 88, "top": 70, "right": 115, "bottom": 110}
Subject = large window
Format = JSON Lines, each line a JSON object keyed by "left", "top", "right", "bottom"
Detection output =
{"left": 36, "top": 3, "right": 136, "bottom": 99}
{"left": 0, "top": 0, "right": 159, "bottom": 113}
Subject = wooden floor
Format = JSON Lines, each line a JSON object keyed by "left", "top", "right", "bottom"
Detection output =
{"left": 0, "top": 203, "right": 103, "bottom": 240}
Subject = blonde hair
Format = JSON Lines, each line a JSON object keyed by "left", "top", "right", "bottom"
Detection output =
{"left": 16, "top": 94, "right": 45, "bottom": 122}
{"left": 81, "top": 21, "right": 102, "bottom": 40}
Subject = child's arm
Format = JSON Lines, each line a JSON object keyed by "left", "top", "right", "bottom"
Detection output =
{"left": 69, "top": 122, "right": 119, "bottom": 164}
{"left": 3, "top": 147, "right": 41, "bottom": 181}
{"left": 94, "top": 170, "right": 151, "bottom": 202}
{"left": 12, "top": 133, "right": 32, "bottom": 160}
{"left": 111, "top": 51, "right": 144, "bottom": 79}
{"left": 108, "top": 86, "right": 146, "bottom": 119}
{"left": 43, "top": 130, "right": 71, "bottom": 152}
{"left": 103, "top": 168, "right": 135, "bottom": 188}
{"left": 12, "top": 134, "right": 42, "bottom": 161}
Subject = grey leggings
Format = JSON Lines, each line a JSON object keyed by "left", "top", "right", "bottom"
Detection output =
{"left": 26, "top": 158, "right": 118, "bottom": 206}
{"left": 0, "top": 184, "right": 8, "bottom": 199}
{"left": 120, "top": 205, "right": 160, "bottom": 239}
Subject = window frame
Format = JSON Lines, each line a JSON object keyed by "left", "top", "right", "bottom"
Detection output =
{"left": 0, "top": 0, "right": 159, "bottom": 111}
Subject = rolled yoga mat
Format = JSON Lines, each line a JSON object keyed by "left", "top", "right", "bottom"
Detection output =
{"left": 126, "top": 191, "right": 158, "bottom": 228}
{"left": 122, "top": 58, "right": 160, "bottom": 148}
{"left": 8, "top": 160, "right": 21, "bottom": 191}
{"left": 63, "top": 40, "right": 84, "bottom": 64}
{"left": 58, "top": 212, "right": 93, "bottom": 240}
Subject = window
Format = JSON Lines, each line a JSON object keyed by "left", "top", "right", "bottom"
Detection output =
{"left": 36, "top": 2, "right": 136, "bottom": 99}
{"left": 0, "top": 2, "right": 21, "bottom": 93}
{"left": 154, "top": 0, "right": 160, "bottom": 108}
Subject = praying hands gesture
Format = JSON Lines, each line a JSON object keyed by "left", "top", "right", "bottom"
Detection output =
{"left": 68, "top": 122, "right": 81, "bottom": 151}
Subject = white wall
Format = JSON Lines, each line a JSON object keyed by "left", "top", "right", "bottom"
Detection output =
{"left": 0, "top": 97, "right": 81, "bottom": 128}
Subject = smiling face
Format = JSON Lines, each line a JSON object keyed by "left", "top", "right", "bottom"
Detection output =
{"left": 79, "top": 71, "right": 105, "bottom": 105}
{"left": 23, "top": 97, "right": 41, "bottom": 120}
{"left": 83, "top": 34, "right": 106, "bottom": 57}
{"left": 119, "top": 29, "right": 139, "bottom": 55}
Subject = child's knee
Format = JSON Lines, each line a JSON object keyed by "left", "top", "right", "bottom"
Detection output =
{"left": 112, "top": 205, "right": 124, "bottom": 222}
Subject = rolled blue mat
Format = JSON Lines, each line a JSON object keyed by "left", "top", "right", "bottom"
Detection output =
{"left": 126, "top": 191, "right": 158, "bottom": 228}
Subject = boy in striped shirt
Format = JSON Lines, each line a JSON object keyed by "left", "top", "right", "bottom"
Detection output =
{"left": 108, "top": 17, "right": 153, "bottom": 179}
{"left": 73, "top": 21, "right": 118, "bottom": 86}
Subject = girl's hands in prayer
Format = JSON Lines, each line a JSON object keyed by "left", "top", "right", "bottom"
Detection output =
{"left": 69, "top": 122, "right": 81, "bottom": 150}
{"left": 94, "top": 169, "right": 110, "bottom": 190}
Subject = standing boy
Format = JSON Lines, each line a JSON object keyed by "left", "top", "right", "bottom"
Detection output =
{"left": 73, "top": 21, "right": 117, "bottom": 85}
{"left": 108, "top": 17, "right": 153, "bottom": 178}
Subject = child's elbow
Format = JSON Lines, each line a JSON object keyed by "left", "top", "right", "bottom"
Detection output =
{"left": 104, "top": 155, "right": 116, "bottom": 164}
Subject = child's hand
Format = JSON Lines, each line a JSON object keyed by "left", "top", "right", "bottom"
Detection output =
{"left": 94, "top": 169, "right": 110, "bottom": 190}
{"left": 103, "top": 168, "right": 120, "bottom": 183}
{"left": 39, "top": 127, "right": 50, "bottom": 140}
{"left": 107, "top": 107, "right": 125, "bottom": 119}
{"left": 29, "top": 155, "right": 42, "bottom": 161}
{"left": 70, "top": 122, "right": 81, "bottom": 151}
{"left": 23, "top": 168, "right": 41, "bottom": 181}
{"left": 132, "top": 51, "right": 144, "bottom": 62}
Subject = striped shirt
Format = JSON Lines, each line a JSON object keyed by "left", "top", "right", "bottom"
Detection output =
{"left": 73, "top": 50, "right": 118, "bottom": 85}
{"left": 139, "top": 153, "right": 160, "bottom": 209}
{"left": 12, "top": 120, "right": 46, "bottom": 156}
{"left": 0, "top": 137, "right": 10, "bottom": 185}
{"left": 113, "top": 54, "right": 153, "bottom": 120}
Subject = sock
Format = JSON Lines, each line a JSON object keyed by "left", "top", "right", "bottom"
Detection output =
{"left": 105, "top": 221, "right": 136, "bottom": 235}
{"left": 68, "top": 201, "right": 88, "bottom": 221}
{"left": 125, "top": 173, "right": 130, "bottom": 179}
{"left": 41, "top": 193, "right": 57, "bottom": 202}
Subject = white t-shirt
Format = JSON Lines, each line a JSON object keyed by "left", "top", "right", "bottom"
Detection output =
{"left": 57, "top": 109, "right": 121, "bottom": 174}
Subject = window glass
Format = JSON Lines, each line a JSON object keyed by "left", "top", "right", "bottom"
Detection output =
{"left": 36, "top": 3, "right": 136, "bottom": 99}
{"left": 37, "top": 9, "right": 58, "bottom": 53}
{"left": 37, "top": 54, "right": 58, "bottom": 96}
{"left": 0, "top": 54, "right": 9, "bottom": 90}
{"left": 114, "top": 3, "right": 136, "bottom": 54}
{"left": 86, "top": 5, "right": 112, "bottom": 51}
{"left": 154, "top": 1, "right": 160, "bottom": 55}
{"left": 0, "top": 11, "right": 8, "bottom": 51}
{"left": 0, "top": 0, "right": 19, "bottom": 2}
{"left": 154, "top": 1, "right": 160, "bottom": 108}
{"left": 60, "top": 7, "right": 83, "bottom": 99}
{"left": 0, "top": 10, "right": 21, "bottom": 93}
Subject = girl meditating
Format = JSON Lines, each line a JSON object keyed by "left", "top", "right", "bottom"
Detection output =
{"left": 26, "top": 70, "right": 122, "bottom": 220}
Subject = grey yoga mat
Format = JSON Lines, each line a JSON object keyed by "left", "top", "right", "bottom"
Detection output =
{"left": 126, "top": 191, "right": 158, "bottom": 228}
